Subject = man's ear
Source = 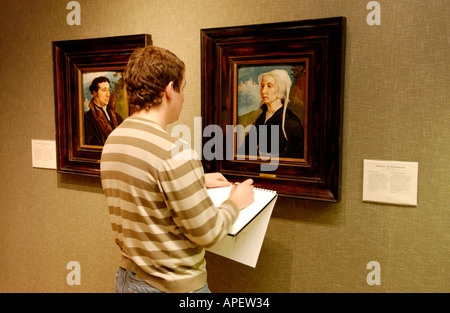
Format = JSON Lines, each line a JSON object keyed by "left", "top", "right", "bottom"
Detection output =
{"left": 165, "top": 81, "right": 174, "bottom": 100}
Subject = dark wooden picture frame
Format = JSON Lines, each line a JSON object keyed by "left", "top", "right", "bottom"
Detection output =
{"left": 201, "top": 17, "right": 345, "bottom": 201}
{"left": 53, "top": 34, "right": 151, "bottom": 176}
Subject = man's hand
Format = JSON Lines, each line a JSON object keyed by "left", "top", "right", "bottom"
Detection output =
{"left": 205, "top": 172, "right": 232, "bottom": 188}
{"left": 228, "top": 179, "right": 254, "bottom": 210}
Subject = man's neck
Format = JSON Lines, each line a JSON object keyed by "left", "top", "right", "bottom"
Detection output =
{"left": 132, "top": 106, "right": 168, "bottom": 129}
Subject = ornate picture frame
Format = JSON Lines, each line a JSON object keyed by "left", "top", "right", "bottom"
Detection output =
{"left": 53, "top": 34, "right": 151, "bottom": 176}
{"left": 201, "top": 18, "right": 345, "bottom": 201}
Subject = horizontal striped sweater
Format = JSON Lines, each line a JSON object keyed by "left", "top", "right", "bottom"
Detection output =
{"left": 100, "top": 116, "right": 239, "bottom": 292}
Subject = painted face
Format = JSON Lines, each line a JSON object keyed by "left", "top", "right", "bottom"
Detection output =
{"left": 93, "top": 82, "right": 110, "bottom": 107}
{"left": 260, "top": 74, "right": 279, "bottom": 105}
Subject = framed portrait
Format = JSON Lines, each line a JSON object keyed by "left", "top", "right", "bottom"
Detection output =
{"left": 53, "top": 34, "right": 151, "bottom": 176}
{"left": 201, "top": 17, "right": 345, "bottom": 201}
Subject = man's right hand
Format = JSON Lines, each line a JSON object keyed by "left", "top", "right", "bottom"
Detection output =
{"left": 228, "top": 179, "right": 255, "bottom": 210}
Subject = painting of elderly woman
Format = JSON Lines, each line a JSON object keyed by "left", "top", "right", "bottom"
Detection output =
{"left": 237, "top": 64, "right": 307, "bottom": 160}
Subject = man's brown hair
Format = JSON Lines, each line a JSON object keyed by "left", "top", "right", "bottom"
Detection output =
{"left": 124, "top": 46, "right": 185, "bottom": 113}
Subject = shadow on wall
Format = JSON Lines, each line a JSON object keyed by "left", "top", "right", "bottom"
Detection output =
{"left": 205, "top": 196, "right": 344, "bottom": 292}
{"left": 57, "top": 173, "right": 104, "bottom": 194}
{"left": 272, "top": 196, "right": 344, "bottom": 226}
{"left": 205, "top": 236, "right": 293, "bottom": 293}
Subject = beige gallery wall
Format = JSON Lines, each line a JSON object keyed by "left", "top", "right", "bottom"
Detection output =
{"left": 0, "top": 0, "right": 448, "bottom": 292}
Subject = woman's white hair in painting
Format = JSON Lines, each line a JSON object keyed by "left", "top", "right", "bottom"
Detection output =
{"left": 257, "top": 69, "right": 292, "bottom": 140}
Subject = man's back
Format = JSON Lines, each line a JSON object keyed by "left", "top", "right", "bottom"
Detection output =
{"left": 101, "top": 116, "right": 239, "bottom": 292}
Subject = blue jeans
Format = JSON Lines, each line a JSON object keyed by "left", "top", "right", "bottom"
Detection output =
{"left": 115, "top": 267, "right": 211, "bottom": 293}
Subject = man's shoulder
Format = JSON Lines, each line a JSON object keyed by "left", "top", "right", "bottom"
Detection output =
{"left": 104, "top": 117, "right": 178, "bottom": 157}
{"left": 169, "top": 138, "right": 200, "bottom": 162}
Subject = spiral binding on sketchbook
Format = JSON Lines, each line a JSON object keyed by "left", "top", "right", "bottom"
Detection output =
{"left": 254, "top": 187, "right": 276, "bottom": 193}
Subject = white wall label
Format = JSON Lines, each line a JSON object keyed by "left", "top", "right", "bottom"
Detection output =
{"left": 363, "top": 159, "right": 418, "bottom": 206}
{"left": 32, "top": 140, "right": 57, "bottom": 169}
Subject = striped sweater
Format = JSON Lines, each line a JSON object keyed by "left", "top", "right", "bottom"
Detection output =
{"left": 100, "top": 116, "right": 239, "bottom": 293}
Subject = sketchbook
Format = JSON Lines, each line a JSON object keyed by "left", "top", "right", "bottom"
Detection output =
{"left": 206, "top": 186, "right": 277, "bottom": 267}
{"left": 207, "top": 186, "right": 277, "bottom": 236}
